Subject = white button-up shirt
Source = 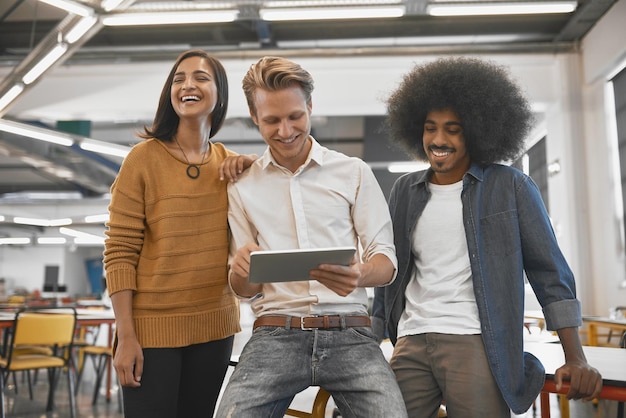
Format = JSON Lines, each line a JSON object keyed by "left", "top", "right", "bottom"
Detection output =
{"left": 227, "top": 137, "right": 397, "bottom": 317}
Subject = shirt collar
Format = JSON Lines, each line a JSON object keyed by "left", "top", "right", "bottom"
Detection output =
{"left": 259, "top": 136, "right": 323, "bottom": 171}
{"left": 414, "top": 161, "right": 484, "bottom": 186}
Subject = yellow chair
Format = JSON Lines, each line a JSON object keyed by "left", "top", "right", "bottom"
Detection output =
{"left": 0, "top": 307, "right": 77, "bottom": 418}
{"left": 75, "top": 343, "right": 122, "bottom": 411}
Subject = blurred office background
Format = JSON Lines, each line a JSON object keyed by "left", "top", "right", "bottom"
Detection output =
{"left": 0, "top": 0, "right": 624, "bottom": 317}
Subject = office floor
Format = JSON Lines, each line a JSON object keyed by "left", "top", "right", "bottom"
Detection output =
{"left": 2, "top": 305, "right": 620, "bottom": 418}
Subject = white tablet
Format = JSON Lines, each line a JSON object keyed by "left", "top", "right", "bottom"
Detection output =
{"left": 248, "top": 246, "right": 357, "bottom": 284}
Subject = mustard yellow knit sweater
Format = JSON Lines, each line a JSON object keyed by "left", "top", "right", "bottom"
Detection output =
{"left": 103, "top": 138, "right": 240, "bottom": 348}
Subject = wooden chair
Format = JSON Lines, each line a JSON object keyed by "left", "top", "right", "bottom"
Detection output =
{"left": 285, "top": 388, "right": 331, "bottom": 418}
{"left": 607, "top": 307, "right": 626, "bottom": 345}
{"left": 0, "top": 306, "right": 77, "bottom": 418}
{"left": 228, "top": 359, "right": 332, "bottom": 418}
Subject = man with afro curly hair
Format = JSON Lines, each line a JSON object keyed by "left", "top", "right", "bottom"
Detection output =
{"left": 372, "top": 56, "right": 602, "bottom": 417}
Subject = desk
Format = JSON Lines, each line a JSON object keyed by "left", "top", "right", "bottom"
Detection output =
{"left": 524, "top": 310, "right": 546, "bottom": 324}
{"left": 583, "top": 316, "right": 626, "bottom": 347}
{"left": 525, "top": 341, "right": 626, "bottom": 418}
{"left": 0, "top": 308, "right": 116, "bottom": 401}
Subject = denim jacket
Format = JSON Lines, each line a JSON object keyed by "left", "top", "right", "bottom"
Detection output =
{"left": 374, "top": 162, "right": 581, "bottom": 414}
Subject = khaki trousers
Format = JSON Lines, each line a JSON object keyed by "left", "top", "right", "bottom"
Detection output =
{"left": 390, "top": 333, "right": 510, "bottom": 418}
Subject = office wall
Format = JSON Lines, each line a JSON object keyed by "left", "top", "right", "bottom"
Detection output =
{"left": 0, "top": 244, "right": 102, "bottom": 297}
{"left": 580, "top": 0, "right": 626, "bottom": 315}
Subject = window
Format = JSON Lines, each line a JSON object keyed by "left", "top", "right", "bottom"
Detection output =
{"left": 612, "top": 67, "right": 626, "bottom": 251}
{"left": 513, "top": 137, "right": 549, "bottom": 213}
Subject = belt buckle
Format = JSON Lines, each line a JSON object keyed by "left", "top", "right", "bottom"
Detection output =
{"left": 300, "top": 316, "right": 316, "bottom": 331}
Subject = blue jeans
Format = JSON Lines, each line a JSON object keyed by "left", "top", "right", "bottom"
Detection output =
{"left": 216, "top": 325, "right": 407, "bottom": 418}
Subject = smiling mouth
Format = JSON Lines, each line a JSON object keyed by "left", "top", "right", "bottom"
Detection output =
{"left": 277, "top": 136, "right": 297, "bottom": 144}
{"left": 429, "top": 146, "right": 454, "bottom": 157}
{"left": 181, "top": 95, "right": 200, "bottom": 102}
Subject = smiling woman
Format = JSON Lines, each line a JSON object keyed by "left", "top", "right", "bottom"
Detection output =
{"left": 102, "top": 49, "right": 255, "bottom": 418}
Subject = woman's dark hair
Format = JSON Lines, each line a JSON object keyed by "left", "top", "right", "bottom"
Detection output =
{"left": 385, "top": 56, "right": 533, "bottom": 164}
{"left": 139, "top": 49, "right": 228, "bottom": 141}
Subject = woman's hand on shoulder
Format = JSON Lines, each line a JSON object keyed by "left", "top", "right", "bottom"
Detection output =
{"left": 219, "top": 154, "right": 257, "bottom": 183}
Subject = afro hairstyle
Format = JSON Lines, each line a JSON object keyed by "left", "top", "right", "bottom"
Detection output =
{"left": 384, "top": 56, "right": 534, "bottom": 165}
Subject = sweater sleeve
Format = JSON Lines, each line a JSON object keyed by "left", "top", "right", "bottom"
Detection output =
{"left": 103, "top": 145, "right": 147, "bottom": 296}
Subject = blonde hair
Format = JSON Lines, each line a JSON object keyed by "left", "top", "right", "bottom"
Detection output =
{"left": 242, "top": 56, "right": 314, "bottom": 116}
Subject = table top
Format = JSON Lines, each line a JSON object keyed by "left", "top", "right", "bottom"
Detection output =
{"left": 583, "top": 315, "right": 626, "bottom": 326}
{"left": 525, "top": 341, "right": 626, "bottom": 387}
{"left": 0, "top": 308, "right": 115, "bottom": 324}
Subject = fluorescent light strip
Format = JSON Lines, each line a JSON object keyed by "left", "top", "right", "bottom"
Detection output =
{"left": 0, "top": 84, "right": 24, "bottom": 112}
{"left": 277, "top": 33, "right": 529, "bottom": 48}
{"left": 37, "top": 237, "right": 68, "bottom": 245}
{"left": 0, "top": 191, "right": 82, "bottom": 200}
{"left": 80, "top": 139, "right": 131, "bottom": 157}
{"left": 260, "top": 6, "right": 405, "bottom": 20}
{"left": 427, "top": 1, "right": 577, "bottom": 16}
{"left": 101, "top": 0, "right": 125, "bottom": 12}
{"left": 74, "top": 236, "right": 105, "bottom": 245}
{"left": 22, "top": 43, "right": 68, "bottom": 85}
{"left": 387, "top": 162, "right": 430, "bottom": 173}
{"left": 102, "top": 10, "right": 238, "bottom": 26}
{"left": 0, "top": 119, "right": 74, "bottom": 147}
{"left": 59, "top": 227, "right": 101, "bottom": 239}
{"left": 0, "top": 237, "right": 31, "bottom": 245}
{"left": 65, "top": 15, "right": 98, "bottom": 44}
{"left": 13, "top": 217, "right": 72, "bottom": 227}
{"left": 61, "top": 227, "right": 105, "bottom": 244}
{"left": 84, "top": 214, "right": 109, "bottom": 223}
{"left": 265, "top": 0, "right": 402, "bottom": 5}
{"left": 39, "top": 0, "right": 93, "bottom": 17}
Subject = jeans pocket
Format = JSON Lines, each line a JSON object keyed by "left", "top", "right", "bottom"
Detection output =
{"left": 346, "top": 326, "right": 377, "bottom": 342}
{"left": 252, "top": 326, "right": 288, "bottom": 337}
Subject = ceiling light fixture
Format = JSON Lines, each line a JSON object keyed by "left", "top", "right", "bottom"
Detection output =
{"left": 37, "top": 237, "right": 68, "bottom": 245}
{"left": 0, "top": 238, "right": 31, "bottom": 245}
{"left": 22, "top": 43, "right": 68, "bottom": 85}
{"left": 0, "top": 191, "right": 83, "bottom": 200}
{"left": 265, "top": 0, "right": 402, "bottom": 5}
{"left": 427, "top": 1, "right": 577, "bottom": 16}
{"left": 74, "top": 236, "right": 105, "bottom": 245}
{"left": 0, "top": 84, "right": 25, "bottom": 112}
{"left": 101, "top": 10, "right": 239, "bottom": 26}
{"left": 38, "top": 0, "right": 94, "bottom": 17}
{"left": 65, "top": 15, "right": 98, "bottom": 44}
{"left": 13, "top": 217, "right": 72, "bottom": 227}
{"left": 387, "top": 161, "right": 430, "bottom": 173}
{"left": 84, "top": 214, "right": 110, "bottom": 223}
{"left": 79, "top": 138, "right": 131, "bottom": 157}
{"left": 0, "top": 119, "right": 74, "bottom": 147}
{"left": 59, "top": 227, "right": 96, "bottom": 238}
{"left": 101, "top": 0, "right": 125, "bottom": 12}
{"left": 59, "top": 227, "right": 105, "bottom": 245}
{"left": 259, "top": 5, "right": 405, "bottom": 21}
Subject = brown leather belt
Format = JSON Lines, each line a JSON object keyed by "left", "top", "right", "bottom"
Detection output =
{"left": 254, "top": 315, "right": 371, "bottom": 330}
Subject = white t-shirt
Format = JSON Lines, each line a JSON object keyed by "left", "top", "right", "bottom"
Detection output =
{"left": 398, "top": 180, "right": 481, "bottom": 337}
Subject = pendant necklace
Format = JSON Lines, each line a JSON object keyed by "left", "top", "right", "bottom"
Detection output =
{"left": 175, "top": 137, "right": 208, "bottom": 179}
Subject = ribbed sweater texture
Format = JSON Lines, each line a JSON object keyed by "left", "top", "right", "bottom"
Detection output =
{"left": 103, "top": 138, "right": 240, "bottom": 348}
